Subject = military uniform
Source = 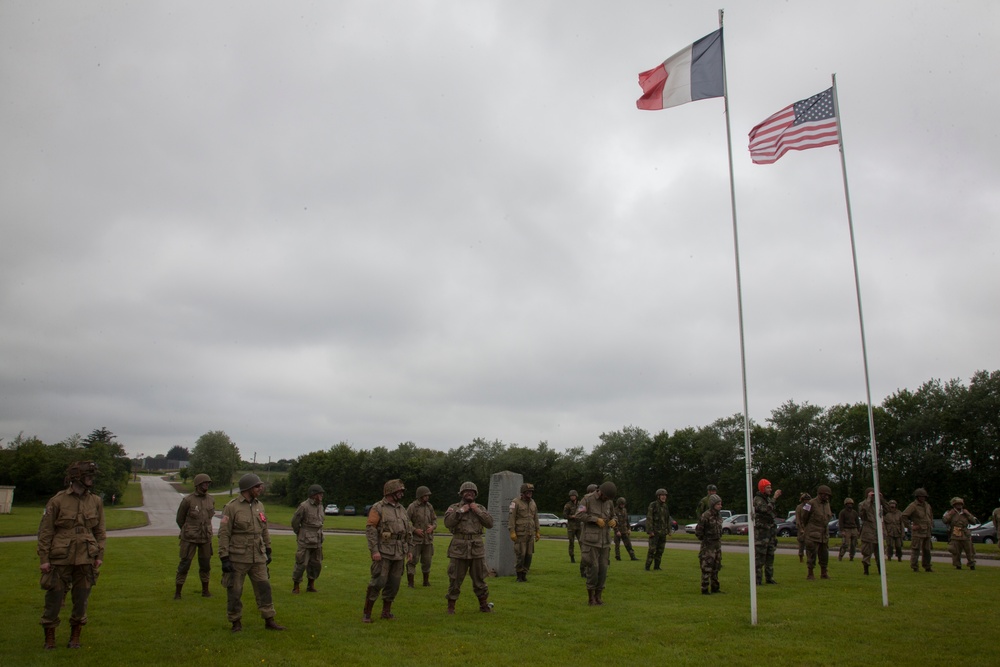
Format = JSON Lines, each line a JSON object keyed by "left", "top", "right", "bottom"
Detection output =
{"left": 858, "top": 493, "right": 880, "bottom": 574}
{"left": 443, "top": 483, "right": 494, "bottom": 613}
{"left": 883, "top": 502, "right": 904, "bottom": 561}
{"left": 645, "top": 491, "right": 671, "bottom": 571}
{"left": 613, "top": 499, "right": 637, "bottom": 561}
{"left": 563, "top": 493, "right": 582, "bottom": 563}
{"left": 838, "top": 501, "right": 861, "bottom": 561}
{"left": 508, "top": 488, "right": 540, "bottom": 582}
{"left": 291, "top": 495, "right": 325, "bottom": 591}
{"left": 901, "top": 491, "right": 934, "bottom": 572}
{"left": 579, "top": 482, "right": 616, "bottom": 605}
{"left": 218, "top": 488, "right": 278, "bottom": 628}
{"left": 37, "top": 462, "right": 106, "bottom": 649}
{"left": 175, "top": 478, "right": 215, "bottom": 597}
{"left": 406, "top": 491, "right": 437, "bottom": 586}
{"left": 364, "top": 482, "right": 411, "bottom": 621}
{"left": 802, "top": 488, "right": 834, "bottom": 579}
{"left": 794, "top": 494, "right": 811, "bottom": 561}
{"left": 993, "top": 506, "right": 1000, "bottom": 552}
{"left": 943, "top": 499, "right": 977, "bottom": 569}
{"left": 695, "top": 499, "right": 723, "bottom": 594}
{"left": 752, "top": 488, "right": 778, "bottom": 584}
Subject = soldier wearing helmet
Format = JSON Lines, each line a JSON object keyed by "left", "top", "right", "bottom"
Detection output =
{"left": 943, "top": 497, "right": 977, "bottom": 570}
{"left": 794, "top": 493, "right": 812, "bottom": 562}
{"left": 174, "top": 472, "right": 216, "bottom": 600}
{"left": 992, "top": 500, "right": 1000, "bottom": 555}
{"left": 882, "top": 499, "right": 905, "bottom": 562}
{"left": 901, "top": 488, "right": 934, "bottom": 572}
{"left": 753, "top": 478, "right": 782, "bottom": 585}
{"left": 613, "top": 497, "right": 637, "bottom": 562}
{"left": 858, "top": 487, "right": 881, "bottom": 576}
{"left": 837, "top": 497, "right": 861, "bottom": 562}
{"left": 444, "top": 481, "right": 495, "bottom": 614}
{"left": 406, "top": 485, "right": 437, "bottom": 588}
{"left": 696, "top": 484, "right": 719, "bottom": 518}
{"left": 563, "top": 490, "right": 582, "bottom": 566}
{"left": 508, "top": 483, "right": 541, "bottom": 582}
{"left": 218, "top": 473, "right": 285, "bottom": 632}
{"left": 695, "top": 494, "right": 724, "bottom": 594}
{"left": 645, "top": 488, "right": 672, "bottom": 571}
{"left": 578, "top": 481, "right": 617, "bottom": 605}
{"left": 363, "top": 479, "right": 412, "bottom": 622}
{"left": 802, "top": 485, "right": 834, "bottom": 580}
{"left": 290, "top": 483, "right": 326, "bottom": 594}
{"left": 37, "top": 461, "right": 106, "bottom": 650}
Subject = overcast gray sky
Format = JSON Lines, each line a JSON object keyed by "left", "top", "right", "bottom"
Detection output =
{"left": 3, "top": 2, "right": 998, "bottom": 461}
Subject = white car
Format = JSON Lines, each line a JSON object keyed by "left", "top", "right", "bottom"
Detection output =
{"left": 537, "top": 513, "right": 567, "bottom": 528}
{"left": 324, "top": 504, "right": 339, "bottom": 516}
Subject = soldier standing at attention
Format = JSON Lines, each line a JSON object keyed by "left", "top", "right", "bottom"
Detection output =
{"left": 174, "top": 472, "right": 215, "bottom": 600}
{"left": 579, "top": 481, "right": 617, "bottom": 605}
{"left": 695, "top": 494, "right": 723, "bottom": 595}
{"left": 509, "top": 483, "right": 541, "bottom": 582}
{"left": 753, "top": 478, "right": 781, "bottom": 585}
{"left": 901, "top": 488, "right": 934, "bottom": 572}
{"left": 794, "top": 493, "right": 811, "bottom": 563}
{"left": 883, "top": 500, "right": 905, "bottom": 562}
{"left": 802, "top": 485, "right": 834, "bottom": 580}
{"left": 645, "top": 488, "right": 671, "bottom": 571}
{"left": 291, "top": 484, "right": 325, "bottom": 594}
{"left": 563, "top": 490, "right": 581, "bottom": 564}
{"left": 858, "top": 488, "right": 881, "bottom": 575}
{"left": 838, "top": 498, "right": 861, "bottom": 561}
{"left": 695, "top": 484, "right": 718, "bottom": 517}
{"left": 363, "top": 479, "right": 411, "bottom": 622}
{"left": 218, "top": 473, "right": 285, "bottom": 633}
{"left": 443, "top": 481, "right": 494, "bottom": 614}
{"left": 943, "top": 497, "right": 977, "bottom": 570}
{"left": 406, "top": 485, "right": 437, "bottom": 588}
{"left": 613, "top": 497, "right": 638, "bottom": 561}
{"left": 37, "top": 461, "right": 106, "bottom": 650}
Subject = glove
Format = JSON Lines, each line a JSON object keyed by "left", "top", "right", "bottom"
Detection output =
{"left": 265, "top": 547, "right": 272, "bottom": 565}
{"left": 535, "top": 532, "right": 541, "bottom": 542}
{"left": 509, "top": 531, "right": 517, "bottom": 542}
{"left": 596, "top": 518, "right": 606, "bottom": 528}
{"left": 220, "top": 557, "right": 233, "bottom": 573}
{"left": 608, "top": 518, "right": 618, "bottom": 528}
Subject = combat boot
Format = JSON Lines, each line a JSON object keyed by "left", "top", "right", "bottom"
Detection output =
{"left": 201, "top": 581, "right": 211, "bottom": 597}
{"left": 629, "top": 551, "right": 638, "bottom": 561}
{"left": 264, "top": 617, "right": 286, "bottom": 631}
{"left": 67, "top": 624, "right": 83, "bottom": 649}
{"left": 594, "top": 589, "right": 604, "bottom": 606}
{"left": 293, "top": 581, "right": 301, "bottom": 594}
{"left": 381, "top": 600, "right": 395, "bottom": 620}
{"left": 422, "top": 572, "right": 430, "bottom": 586}
{"left": 820, "top": 567, "right": 830, "bottom": 579}
{"left": 362, "top": 587, "right": 376, "bottom": 623}
{"left": 407, "top": 573, "right": 415, "bottom": 588}
{"left": 478, "top": 595, "right": 493, "bottom": 613}
{"left": 701, "top": 587, "right": 710, "bottom": 595}
{"left": 447, "top": 599, "right": 456, "bottom": 615}
{"left": 570, "top": 553, "right": 575, "bottom": 563}
{"left": 231, "top": 619, "right": 242, "bottom": 633}
{"left": 970, "top": 564, "right": 975, "bottom": 570}
{"left": 766, "top": 577, "right": 778, "bottom": 585}
{"left": 645, "top": 560, "right": 651, "bottom": 571}
{"left": 43, "top": 627, "right": 56, "bottom": 650}
{"left": 615, "top": 551, "right": 621, "bottom": 561}
{"left": 799, "top": 554, "right": 804, "bottom": 563}
{"left": 863, "top": 562, "right": 870, "bottom": 575}
{"left": 587, "top": 589, "right": 597, "bottom": 606}
{"left": 807, "top": 567, "right": 815, "bottom": 580}
{"left": 174, "top": 584, "right": 183, "bottom": 600}
{"left": 307, "top": 579, "right": 318, "bottom": 592}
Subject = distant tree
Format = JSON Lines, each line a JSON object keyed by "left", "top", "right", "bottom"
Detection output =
{"left": 178, "top": 467, "right": 191, "bottom": 483}
{"left": 80, "top": 427, "right": 131, "bottom": 501}
{"left": 166, "top": 445, "right": 190, "bottom": 461}
{"left": 189, "top": 431, "right": 240, "bottom": 489}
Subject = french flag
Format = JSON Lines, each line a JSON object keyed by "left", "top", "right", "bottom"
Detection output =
{"left": 637, "top": 29, "right": 724, "bottom": 111}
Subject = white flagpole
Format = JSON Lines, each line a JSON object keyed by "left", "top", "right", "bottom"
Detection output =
{"left": 718, "top": 8, "right": 758, "bottom": 625}
{"left": 831, "top": 73, "right": 888, "bottom": 607}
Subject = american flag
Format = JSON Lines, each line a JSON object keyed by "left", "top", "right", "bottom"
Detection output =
{"left": 748, "top": 88, "right": 839, "bottom": 165}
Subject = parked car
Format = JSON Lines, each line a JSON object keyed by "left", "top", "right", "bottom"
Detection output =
{"left": 630, "top": 517, "right": 679, "bottom": 533}
{"left": 538, "top": 512, "right": 567, "bottom": 528}
{"left": 324, "top": 504, "right": 339, "bottom": 516}
{"left": 343, "top": 505, "right": 356, "bottom": 516}
{"left": 828, "top": 518, "right": 839, "bottom": 537}
{"left": 971, "top": 521, "right": 996, "bottom": 544}
{"left": 722, "top": 514, "right": 749, "bottom": 535}
{"left": 930, "top": 519, "right": 950, "bottom": 543}
{"left": 686, "top": 509, "right": 732, "bottom": 534}
{"left": 775, "top": 518, "right": 797, "bottom": 537}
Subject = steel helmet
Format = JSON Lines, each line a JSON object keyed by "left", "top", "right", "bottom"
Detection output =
{"left": 383, "top": 479, "right": 405, "bottom": 496}
{"left": 239, "top": 473, "right": 263, "bottom": 492}
{"left": 307, "top": 484, "right": 325, "bottom": 496}
{"left": 599, "top": 481, "right": 617, "bottom": 499}
{"left": 65, "top": 461, "right": 98, "bottom": 484}
{"left": 757, "top": 479, "right": 771, "bottom": 493}
{"left": 913, "top": 488, "right": 929, "bottom": 498}
{"left": 655, "top": 488, "right": 668, "bottom": 497}
{"left": 707, "top": 484, "right": 717, "bottom": 492}
{"left": 708, "top": 494, "right": 722, "bottom": 507}
{"left": 520, "top": 483, "right": 534, "bottom": 494}
{"left": 950, "top": 497, "right": 964, "bottom": 506}
{"left": 459, "top": 481, "right": 478, "bottom": 496}
{"left": 415, "top": 485, "right": 431, "bottom": 498}
{"left": 586, "top": 484, "right": 598, "bottom": 493}
{"left": 569, "top": 490, "right": 578, "bottom": 498}
{"left": 193, "top": 473, "right": 212, "bottom": 486}
{"left": 817, "top": 485, "right": 832, "bottom": 496}
{"left": 617, "top": 497, "right": 626, "bottom": 506}
{"left": 844, "top": 498, "right": 855, "bottom": 505}
{"left": 800, "top": 492, "right": 812, "bottom": 502}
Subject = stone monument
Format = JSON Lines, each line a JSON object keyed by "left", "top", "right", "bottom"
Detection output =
{"left": 485, "top": 470, "right": 522, "bottom": 577}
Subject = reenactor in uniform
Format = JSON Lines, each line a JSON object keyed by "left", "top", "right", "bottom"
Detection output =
{"left": 794, "top": 493, "right": 811, "bottom": 562}
{"left": 883, "top": 500, "right": 905, "bottom": 562}
{"left": 406, "top": 485, "right": 437, "bottom": 588}
{"left": 563, "top": 490, "right": 582, "bottom": 564}
{"left": 837, "top": 498, "right": 861, "bottom": 561}
{"left": 578, "top": 481, "right": 617, "bottom": 605}
{"left": 943, "top": 497, "right": 977, "bottom": 570}
{"left": 291, "top": 483, "right": 325, "bottom": 593}
{"left": 613, "top": 497, "right": 637, "bottom": 561}
{"left": 218, "top": 473, "right": 285, "bottom": 633}
{"left": 37, "top": 460, "right": 106, "bottom": 650}
{"left": 901, "top": 488, "right": 934, "bottom": 572}
{"left": 363, "top": 479, "right": 411, "bottom": 622}
{"left": 992, "top": 501, "right": 1000, "bottom": 552}
{"left": 645, "top": 488, "right": 671, "bottom": 571}
{"left": 695, "top": 484, "right": 718, "bottom": 517}
{"left": 174, "top": 472, "right": 215, "bottom": 599}
{"left": 695, "top": 493, "right": 723, "bottom": 594}
{"left": 443, "top": 481, "right": 494, "bottom": 614}
{"left": 508, "top": 482, "right": 540, "bottom": 582}
{"left": 858, "top": 487, "right": 881, "bottom": 575}
{"left": 752, "top": 478, "right": 781, "bottom": 585}
{"left": 802, "top": 485, "right": 834, "bottom": 580}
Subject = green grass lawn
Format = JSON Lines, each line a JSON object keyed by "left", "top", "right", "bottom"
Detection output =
{"left": 0, "top": 533, "right": 994, "bottom": 666}
{"left": 0, "top": 481, "right": 148, "bottom": 536}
